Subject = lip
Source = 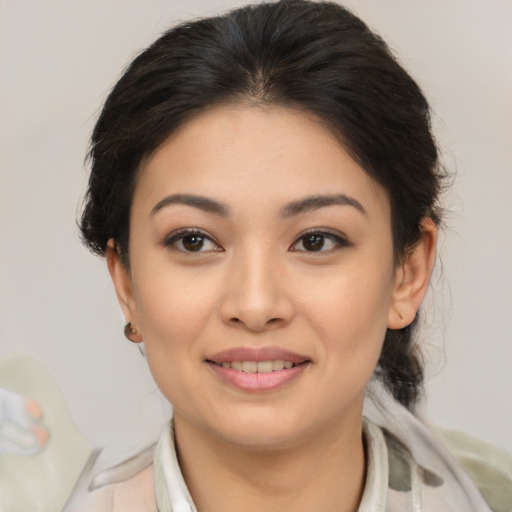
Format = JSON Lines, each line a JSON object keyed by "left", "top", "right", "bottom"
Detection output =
{"left": 205, "top": 346, "right": 311, "bottom": 392}
{"left": 206, "top": 347, "right": 310, "bottom": 365}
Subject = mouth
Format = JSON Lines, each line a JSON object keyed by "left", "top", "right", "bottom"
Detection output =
{"left": 205, "top": 348, "right": 311, "bottom": 392}
{"left": 206, "top": 360, "right": 307, "bottom": 373}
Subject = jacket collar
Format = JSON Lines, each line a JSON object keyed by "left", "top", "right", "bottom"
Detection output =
{"left": 153, "top": 418, "right": 390, "bottom": 512}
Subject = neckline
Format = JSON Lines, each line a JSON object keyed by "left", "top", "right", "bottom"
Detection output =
{"left": 153, "top": 417, "right": 388, "bottom": 512}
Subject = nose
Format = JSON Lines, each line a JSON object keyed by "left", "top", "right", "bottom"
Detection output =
{"left": 219, "top": 250, "right": 295, "bottom": 332}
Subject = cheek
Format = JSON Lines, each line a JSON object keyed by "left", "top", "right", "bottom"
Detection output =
{"left": 302, "top": 258, "right": 394, "bottom": 363}
{"left": 133, "top": 262, "right": 218, "bottom": 340}
{"left": 312, "top": 281, "right": 390, "bottom": 409}
{"left": 130, "top": 265, "right": 219, "bottom": 397}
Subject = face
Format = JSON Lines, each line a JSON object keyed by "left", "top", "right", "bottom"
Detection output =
{"left": 110, "top": 105, "right": 408, "bottom": 449}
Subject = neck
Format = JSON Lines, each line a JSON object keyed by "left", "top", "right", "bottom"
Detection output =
{"left": 173, "top": 411, "right": 366, "bottom": 512}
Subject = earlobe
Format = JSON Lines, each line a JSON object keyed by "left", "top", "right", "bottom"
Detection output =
{"left": 388, "top": 218, "right": 437, "bottom": 329}
{"left": 106, "top": 240, "right": 143, "bottom": 342}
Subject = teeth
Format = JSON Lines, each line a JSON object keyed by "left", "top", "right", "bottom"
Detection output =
{"left": 257, "top": 361, "right": 273, "bottom": 373}
{"left": 272, "top": 360, "right": 284, "bottom": 371}
{"left": 242, "top": 361, "right": 257, "bottom": 373}
{"left": 217, "top": 360, "right": 297, "bottom": 372}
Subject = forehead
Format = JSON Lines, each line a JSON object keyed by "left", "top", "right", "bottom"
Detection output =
{"left": 133, "top": 105, "right": 390, "bottom": 220}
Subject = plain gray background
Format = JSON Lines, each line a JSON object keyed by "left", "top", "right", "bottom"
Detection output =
{"left": 1, "top": 0, "right": 511, "bottom": 463}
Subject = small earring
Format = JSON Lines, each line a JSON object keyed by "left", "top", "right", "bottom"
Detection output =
{"left": 124, "top": 322, "right": 140, "bottom": 343}
{"left": 393, "top": 305, "right": 405, "bottom": 323}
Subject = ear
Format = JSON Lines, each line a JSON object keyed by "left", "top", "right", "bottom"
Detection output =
{"left": 106, "top": 239, "right": 143, "bottom": 342}
{"left": 388, "top": 218, "right": 438, "bottom": 329}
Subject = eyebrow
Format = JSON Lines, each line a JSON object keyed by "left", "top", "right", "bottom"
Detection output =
{"left": 281, "top": 194, "right": 367, "bottom": 217}
{"left": 151, "top": 194, "right": 230, "bottom": 217}
{"left": 151, "top": 192, "right": 366, "bottom": 218}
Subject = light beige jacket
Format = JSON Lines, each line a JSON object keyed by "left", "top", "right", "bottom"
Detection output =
{"left": 1, "top": 354, "right": 510, "bottom": 512}
{"left": 64, "top": 387, "right": 512, "bottom": 512}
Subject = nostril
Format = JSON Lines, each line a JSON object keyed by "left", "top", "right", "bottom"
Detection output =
{"left": 225, "top": 314, "right": 288, "bottom": 331}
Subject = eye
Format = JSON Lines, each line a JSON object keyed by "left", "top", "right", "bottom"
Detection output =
{"left": 164, "top": 229, "right": 222, "bottom": 253}
{"left": 290, "top": 230, "right": 349, "bottom": 253}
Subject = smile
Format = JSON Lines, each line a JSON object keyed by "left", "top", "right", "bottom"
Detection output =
{"left": 213, "top": 360, "right": 297, "bottom": 372}
{"left": 205, "top": 348, "right": 311, "bottom": 392}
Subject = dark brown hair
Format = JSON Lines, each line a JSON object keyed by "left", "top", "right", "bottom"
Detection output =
{"left": 80, "top": 0, "right": 443, "bottom": 408}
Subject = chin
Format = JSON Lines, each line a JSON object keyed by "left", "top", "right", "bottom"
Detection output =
{"left": 219, "top": 427, "right": 305, "bottom": 451}
{"left": 203, "top": 408, "right": 313, "bottom": 450}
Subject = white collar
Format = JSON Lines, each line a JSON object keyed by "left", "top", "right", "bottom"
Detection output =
{"left": 153, "top": 418, "right": 390, "bottom": 512}
{"left": 154, "top": 420, "right": 196, "bottom": 512}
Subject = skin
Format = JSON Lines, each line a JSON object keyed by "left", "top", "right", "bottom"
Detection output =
{"left": 108, "top": 104, "right": 437, "bottom": 512}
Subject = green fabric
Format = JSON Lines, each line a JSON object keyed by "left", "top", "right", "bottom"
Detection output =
{"left": 0, "top": 353, "right": 93, "bottom": 512}
{"left": 436, "top": 426, "right": 512, "bottom": 512}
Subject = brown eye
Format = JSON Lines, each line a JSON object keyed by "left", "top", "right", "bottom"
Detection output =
{"left": 164, "top": 229, "right": 222, "bottom": 253}
{"left": 302, "top": 234, "right": 325, "bottom": 251}
{"left": 291, "top": 231, "right": 348, "bottom": 253}
{"left": 182, "top": 234, "right": 205, "bottom": 251}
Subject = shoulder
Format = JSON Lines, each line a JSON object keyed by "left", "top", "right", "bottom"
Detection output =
{"left": 67, "top": 444, "right": 158, "bottom": 512}
{"left": 435, "top": 427, "right": 512, "bottom": 512}
{"left": 363, "top": 382, "right": 511, "bottom": 511}
{"left": 78, "top": 463, "right": 157, "bottom": 512}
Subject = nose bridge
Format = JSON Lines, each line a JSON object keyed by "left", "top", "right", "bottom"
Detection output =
{"left": 221, "top": 243, "right": 293, "bottom": 330}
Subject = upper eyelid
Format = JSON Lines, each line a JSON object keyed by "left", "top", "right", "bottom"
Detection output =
{"left": 165, "top": 227, "right": 213, "bottom": 241}
{"left": 292, "top": 228, "right": 348, "bottom": 242}
{"left": 164, "top": 228, "right": 222, "bottom": 249}
{"left": 289, "top": 229, "right": 349, "bottom": 251}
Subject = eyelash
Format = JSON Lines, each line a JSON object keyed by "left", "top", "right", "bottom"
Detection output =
{"left": 163, "top": 229, "right": 350, "bottom": 254}
{"left": 163, "top": 228, "right": 222, "bottom": 253}
{"left": 289, "top": 230, "right": 350, "bottom": 253}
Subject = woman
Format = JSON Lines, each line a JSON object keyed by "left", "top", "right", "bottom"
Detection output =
{"left": 29, "top": 0, "right": 512, "bottom": 510}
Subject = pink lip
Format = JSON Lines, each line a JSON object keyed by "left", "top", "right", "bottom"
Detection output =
{"left": 205, "top": 346, "right": 311, "bottom": 392}
{"left": 207, "top": 362, "right": 309, "bottom": 392}
{"left": 206, "top": 347, "right": 310, "bottom": 365}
